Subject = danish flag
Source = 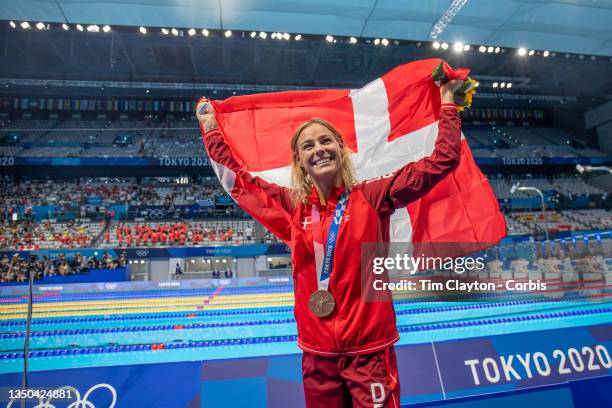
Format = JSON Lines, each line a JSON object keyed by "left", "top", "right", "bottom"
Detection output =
{"left": 208, "top": 58, "right": 506, "bottom": 246}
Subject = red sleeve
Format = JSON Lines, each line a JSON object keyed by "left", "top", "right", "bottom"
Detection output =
{"left": 361, "top": 106, "right": 461, "bottom": 214}
{"left": 202, "top": 128, "right": 294, "bottom": 245}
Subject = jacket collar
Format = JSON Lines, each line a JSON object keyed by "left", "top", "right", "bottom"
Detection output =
{"left": 306, "top": 184, "right": 346, "bottom": 209}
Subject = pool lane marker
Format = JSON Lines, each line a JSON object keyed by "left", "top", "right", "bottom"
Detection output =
{"left": 199, "top": 287, "right": 224, "bottom": 309}
{"left": 1, "top": 306, "right": 611, "bottom": 341}
{"left": 1, "top": 291, "right": 610, "bottom": 327}
{"left": 1, "top": 306, "right": 611, "bottom": 360}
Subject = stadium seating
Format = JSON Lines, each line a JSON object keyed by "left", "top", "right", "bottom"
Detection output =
{"left": 4, "top": 118, "right": 607, "bottom": 160}
{"left": 0, "top": 119, "right": 60, "bottom": 143}
{"left": 509, "top": 211, "right": 591, "bottom": 235}
{"left": 0, "top": 220, "right": 105, "bottom": 250}
{"left": 102, "top": 220, "right": 261, "bottom": 247}
{"left": 562, "top": 209, "right": 612, "bottom": 230}
{"left": 0, "top": 178, "right": 227, "bottom": 207}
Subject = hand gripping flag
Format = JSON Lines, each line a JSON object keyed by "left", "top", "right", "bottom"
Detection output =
{"left": 203, "top": 58, "right": 506, "bottom": 249}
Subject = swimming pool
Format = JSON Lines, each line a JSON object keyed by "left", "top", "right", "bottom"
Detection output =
{"left": 1, "top": 281, "right": 610, "bottom": 375}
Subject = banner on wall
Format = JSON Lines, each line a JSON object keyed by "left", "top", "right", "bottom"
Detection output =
{"left": 1, "top": 156, "right": 610, "bottom": 168}
{"left": 0, "top": 324, "right": 609, "bottom": 407}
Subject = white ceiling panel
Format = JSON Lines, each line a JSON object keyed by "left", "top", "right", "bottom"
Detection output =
{"left": 1, "top": 0, "right": 611, "bottom": 55}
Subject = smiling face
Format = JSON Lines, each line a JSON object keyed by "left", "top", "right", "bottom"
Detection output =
{"left": 295, "top": 122, "right": 344, "bottom": 185}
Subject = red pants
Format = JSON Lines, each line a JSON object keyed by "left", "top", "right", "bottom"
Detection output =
{"left": 302, "top": 346, "right": 400, "bottom": 408}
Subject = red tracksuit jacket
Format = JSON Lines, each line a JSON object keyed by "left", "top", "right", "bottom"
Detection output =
{"left": 201, "top": 106, "right": 461, "bottom": 356}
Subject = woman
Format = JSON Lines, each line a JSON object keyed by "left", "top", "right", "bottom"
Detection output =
{"left": 197, "top": 78, "right": 463, "bottom": 407}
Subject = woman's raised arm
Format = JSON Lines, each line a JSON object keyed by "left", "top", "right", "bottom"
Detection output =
{"left": 197, "top": 99, "right": 293, "bottom": 244}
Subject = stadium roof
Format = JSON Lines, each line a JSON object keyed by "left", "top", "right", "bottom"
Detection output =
{"left": 2, "top": 0, "right": 612, "bottom": 57}
{"left": 1, "top": 1, "right": 612, "bottom": 111}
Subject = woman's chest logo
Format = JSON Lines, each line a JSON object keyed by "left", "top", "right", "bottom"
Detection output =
{"left": 300, "top": 213, "right": 351, "bottom": 230}
{"left": 300, "top": 216, "right": 312, "bottom": 229}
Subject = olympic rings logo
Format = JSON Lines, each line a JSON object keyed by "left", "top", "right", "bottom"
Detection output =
{"left": 148, "top": 209, "right": 165, "bottom": 219}
{"left": 135, "top": 249, "right": 149, "bottom": 257}
{"left": 6, "top": 384, "right": 117, "bottom": 408}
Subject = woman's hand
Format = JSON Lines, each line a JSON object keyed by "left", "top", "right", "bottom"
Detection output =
{"left": 196, "top": 99, "right": 218, "bottom": 132}
{"left": 439, "top": 80, "right": 463, "bottom": 105}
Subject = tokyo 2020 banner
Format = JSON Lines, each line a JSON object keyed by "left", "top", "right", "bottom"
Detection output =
{"left": 0, "top": 324, "right": 610, "bottom": 407}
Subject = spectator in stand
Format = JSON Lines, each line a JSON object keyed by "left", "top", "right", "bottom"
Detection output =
{"left": 119, "top": 251, "right": 128, "bottom": 267}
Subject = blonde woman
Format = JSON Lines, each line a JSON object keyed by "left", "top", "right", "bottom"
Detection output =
{"left": 197, "top": 79, "right": 462, "bottom": 408}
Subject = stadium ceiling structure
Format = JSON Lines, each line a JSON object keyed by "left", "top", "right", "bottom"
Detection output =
{"left": 2, "top": 0, "right": 612, "bottom": 57}
{"left": 0, "top": 0, "right": 611, "bottom": 110}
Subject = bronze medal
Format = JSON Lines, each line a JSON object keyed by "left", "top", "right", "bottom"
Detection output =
{"left": 308, "top": 290, "right": 335, "bottom": 317}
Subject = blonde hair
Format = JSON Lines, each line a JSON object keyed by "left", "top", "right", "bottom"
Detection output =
{"left": 290, "top": 118, "right": 358, "bottom": 204}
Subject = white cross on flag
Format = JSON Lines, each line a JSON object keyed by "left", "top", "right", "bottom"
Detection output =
{"left": 207, "top": 58, "right": 506, "bottom": 247}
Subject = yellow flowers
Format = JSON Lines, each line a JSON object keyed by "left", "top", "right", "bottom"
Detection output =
{"left": 431, "top": 62, "right": 478, "bottom": 112}
{"left": 456, "top": 78, "right": 478, "bottom": 112}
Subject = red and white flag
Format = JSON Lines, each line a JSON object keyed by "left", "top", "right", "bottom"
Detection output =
{"left": 208, "top": 58, "right": 506, "bottom": 246}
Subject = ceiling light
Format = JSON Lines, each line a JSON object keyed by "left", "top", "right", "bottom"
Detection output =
{"left": 463, "top": 44, "right": 471, "bottom": 51}
{"left": 161, "top": 28, "right": 169, "bottom": 35}
{"left": 506, "top": 82, "right": 512, "bottom": 89}
{"left": 453, "top": 42, "right": 464, "bottom": 52}
{"left": 62, "top": 23, "right": 70, "bottom": 31}
{"left": 478, "top": 45, "right": 486, "bottom": 52}
{"left": 487, "top": 46, "right": 494, "bottom": 53}
{"left": 224, "top": 30, "right": 232, "bottom": 37}
{"left": 518, "top": 47, "right": 527, "bottom": 56}
{"left": 282, "top": 33, "right": 290, "bottom": 40}
{"left": 381, "top": 38, "right": 389, "bottom": 46}
{"left": 349, "top": 37, "right": 357, "bottom": 44}
{"left": 76, "top": 24, "right": 84, "bottom": 31}
{"left": 492, "top": 82, "right": 498, "bottom": 88}
{"left": 374, "top": 38, "right": 380, "bottom": 45}
{"left": 528, "top": 49, "right": 535, "bottom": 56}
{"left": 36, "top": 22, "right": 46, "bottom": 30}
{"left": 188, "top": 28, "right": 197, "bottom": 36}
{"left": 326, "top": 35, "right": 334, "bottom": 42}
{"left": 500, "top": 82, "right": 506, "bottom": 88}
{"left": 9, "top": 21, "right": 16, "bottom": 28}
{"left": 171, "top": 28, "right": 179, "bottom": 36}
{"left": 271, "top": 32, "right": 277, "bottom": 39}
{"left": 250, "top": 31, "right": 256, "bottom": 38}
{"left": 87, "top": 25, "right": 99, "bottom": 32}
{"left": 259, "top": 32, "right": 267, "bottom": 39}
{"left": 494, "top": 47, "right": 500, "bottom": 53}
{"left": 441, "top": 42, "right": 449, "bottom": 50}
{"left": 102, "top": 25, "right": 111, "bottom": 33}
{"left": 201, "top": 29, "right": 209, "bottom": 36}
{"left": 139, "top": 26, "right": 147, "bottom": 34}
{"left": 294, "top": 34, "right": 301, "bottom": 40}
{"left": 433, "top": 41, "right": 441, "bottom": 49}
{"left": 20, "top": 22, "right": 31, "bottom": 29}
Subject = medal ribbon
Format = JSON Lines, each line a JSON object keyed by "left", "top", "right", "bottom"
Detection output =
{"left": 311, "top": 190, "right": 349, "bottom": 291}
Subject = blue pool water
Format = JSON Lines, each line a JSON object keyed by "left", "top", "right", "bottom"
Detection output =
{"left": 1, "top": 286, "right": 611, "bottom": 375}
